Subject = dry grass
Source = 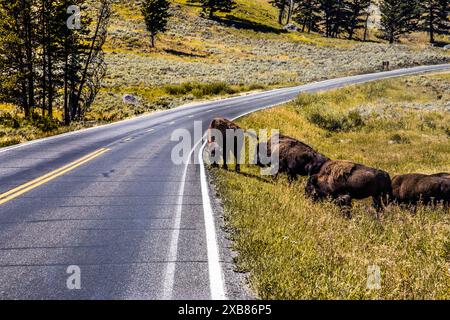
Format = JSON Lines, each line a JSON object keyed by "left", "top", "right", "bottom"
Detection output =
{"left": 213, "top": 72, "right": 450, "bottom": 300}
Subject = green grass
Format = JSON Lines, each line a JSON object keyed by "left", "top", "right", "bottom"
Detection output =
{"left": 213, "top": 72, "right": 450, "bottom": 300}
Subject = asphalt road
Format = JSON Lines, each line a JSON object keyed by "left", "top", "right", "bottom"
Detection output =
{"left": 0, "top": 64, "right": 449, "bottom": 300}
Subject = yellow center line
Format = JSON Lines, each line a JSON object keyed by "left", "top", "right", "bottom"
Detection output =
{"left": 0, "top": 148, "right": 109, "bottom": 205}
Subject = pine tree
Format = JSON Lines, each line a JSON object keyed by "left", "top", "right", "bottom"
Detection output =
{"left": 0, "top": 0, "right": 38, "bottom": 118}
{"left": 66, "top": 0, "right": 111, "bottom": 122}
{"left": 379, "top": 0, "right": 421, "bottom": 44}
{"left": 347, "top": 0, "right": 372, "bottom": 40}
{"left": 271, "top": 0, "right": 295, "bottom": 25}
{"left": 419, "top": 0, "right": 449, "bottom": 44}
{"left": 294, "top": 0, "right": 322, "bottom": 33}
{"left": 318, "top": 0, "right": 351, "bottom": 38}
{"left": 200, "top": 0, "right": 236, "bottom": 19}
{"left": 37, "top": 0, "right": 67, "bottom": 118}
{"left": 0, "top": 0, "right": 111, "bottom": 124}
{"left": 142, "top": 0, "right": 171, "bottom": 47}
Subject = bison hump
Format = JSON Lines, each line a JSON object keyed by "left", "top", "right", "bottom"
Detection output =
{"left": 323, "top": 161, "right": 356, "bottom": 182}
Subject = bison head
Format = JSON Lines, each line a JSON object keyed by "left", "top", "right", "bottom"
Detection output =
{"left": 305, "top": 175, "right": 320, "bottom": 201}
{"left": 305, "top": 154, "right": 329, "bottom": 176}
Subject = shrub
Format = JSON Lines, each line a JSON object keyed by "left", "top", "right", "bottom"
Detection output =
{"left": 444, "top": 126, "right": 450, "bottom": 137}
{"left": 164, "top": 81, "right": 237, "bottom": 98}
{"left": 304, "top": 106, "right": 365, "bottom": 132}
{"left": 389, "top": 133, "right": 411, "bottom": 144}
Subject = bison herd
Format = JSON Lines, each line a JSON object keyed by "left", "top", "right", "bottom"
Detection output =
{"left": 208, "top": 118, "right": 450, "bottom": 218}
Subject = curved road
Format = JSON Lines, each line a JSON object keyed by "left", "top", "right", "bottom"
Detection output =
{"left": 0, "top": 64, "right": 449, "bottom": 299}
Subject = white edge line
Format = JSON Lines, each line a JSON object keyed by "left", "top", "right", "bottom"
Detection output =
{"left": 162, "top": 143, "right": 195, "bottom": 300}
{"left": 197, "top": 100, "right": 289, "bottom": 301}
{"left": 198, "top": 139, "right": 227, "bottom": 300}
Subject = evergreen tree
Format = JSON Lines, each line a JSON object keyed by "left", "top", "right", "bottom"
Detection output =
{"left": 294, "top": 0, "right": 322, "bottom": 33}
{"left": 271, "top": 0, "right": 294, "bottom": 25}
{"left": 0, "top": 0, "right": 111, "bottom": 124}
{"left": 319, "top": 0, "right": 351, "bottom": 38}
{"left": 200, "top": 0, "right": 236, "bottom": 19}
{"left": 379, "top": 0, "right": 421, "bottom": 44}
{"left": 419, "top": 0, "right": 449, "bottom": 43}
{"left": 37, "top": 0, "right": 67, "bottom": 118}
{"left": 142, "top": 0, "right": 171, "bottom": 47}
{"left": 346, "top": 0, "right": 372, "bottom": 40}
{"left": 0, "top": 0, "right": 38, "bottom": 118}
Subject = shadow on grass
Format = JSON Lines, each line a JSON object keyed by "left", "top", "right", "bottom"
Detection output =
{"left": 163, "top": 48, "right": 208, "bottom": 58}
{"left": 209, "top": 164, "right": 275, "bottom": 184}
{"left": 432, "top": 41, "right": 450, "bottom": 48}
{"left": 213, "top": 15, "right": 283, "bottom": 34}
{"left": 224, "top": 167, "right": 275, "bottom": 185}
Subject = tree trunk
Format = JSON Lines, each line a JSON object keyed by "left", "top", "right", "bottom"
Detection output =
{"left": 42, "top": 10, "right": 47, "bottom": 118}
{"left": 363, "top": 12, "right": 370, "bottom": 41}
{"left": 389, "top": 32, "right": 394, "bottom": 44}
{"left": 23, "top": 1, "right": 35, "bottom": 117}
{"left": 429, "top": 7, "right": 435, "bottom": 44}
{"left": 278, "top": 0, "right": 286, "bottom": 24}
{"left": 64, "top": 32, "right": 70, "bottom": 125}
{"left": 75, "top": 1, "right": 107, "bottom": 111}
{"left": 48, "top": 59, "right": 53, "bottom": 119}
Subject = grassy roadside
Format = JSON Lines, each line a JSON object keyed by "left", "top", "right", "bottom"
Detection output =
{"left": 213, "top": 72, "right": 450, "bottom": 299}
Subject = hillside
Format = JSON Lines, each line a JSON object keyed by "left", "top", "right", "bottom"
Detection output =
{"left": 1, "top": 0, "right": 449, "bottom": 147}
{"left": 94, "top": 0, "right": 448, "bottom": 119}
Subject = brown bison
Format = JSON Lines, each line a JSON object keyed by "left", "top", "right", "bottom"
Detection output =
{"left": 392, "top": 174, "right": 450, "bottom": 207}
{"left": 305, "top": 160, "right": 392, "bottom": 218}
{"left": 207, "top": 118, "right": 244, "bottom": 172}
{"left": 259, "top": 134, "right": 329, "bottom": 182}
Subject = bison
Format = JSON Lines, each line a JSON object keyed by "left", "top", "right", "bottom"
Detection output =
{"left": 305, "top": 160, "right": 392, "bottom": 218}
{"left": 391, "top": 174, "right": 450, "bottom": 208}
{"left": 259, "top": 133, "right": 329, "bottom": 182}
{"left": 207, "top": 118, "right": 244, "bottom": 172}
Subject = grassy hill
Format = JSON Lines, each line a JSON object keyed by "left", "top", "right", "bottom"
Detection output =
{"left": 1, "top": 0, "right": 449, "bottom": 147}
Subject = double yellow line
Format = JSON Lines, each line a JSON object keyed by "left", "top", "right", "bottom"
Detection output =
{"left": 0, "top": 148, "right": 109, "bottom": 206}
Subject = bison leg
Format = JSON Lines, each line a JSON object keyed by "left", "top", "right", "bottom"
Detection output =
{"left": 222, "top": 143, "right": 228, "bottom": 170}
{"left": 287, "top": 169, "right": 297, "bottom": 184}
{"left": 336, "top": 195, "right": 352, "bottom": 219}
{"left": 372, "top": 196, "right": 386, "bottom": 220}
{"left": 234, "top": 136, "right": 240, "bottom": 172}
{"left": 287, "top": 174, "right": 295, "bottom": 184}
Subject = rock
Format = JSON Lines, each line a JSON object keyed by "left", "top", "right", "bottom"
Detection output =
{"left": 122, "top": 94, "right": 138, "bottom": 105}
{"left": 283, "top": 23, "right": 298, "bottom": 32}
